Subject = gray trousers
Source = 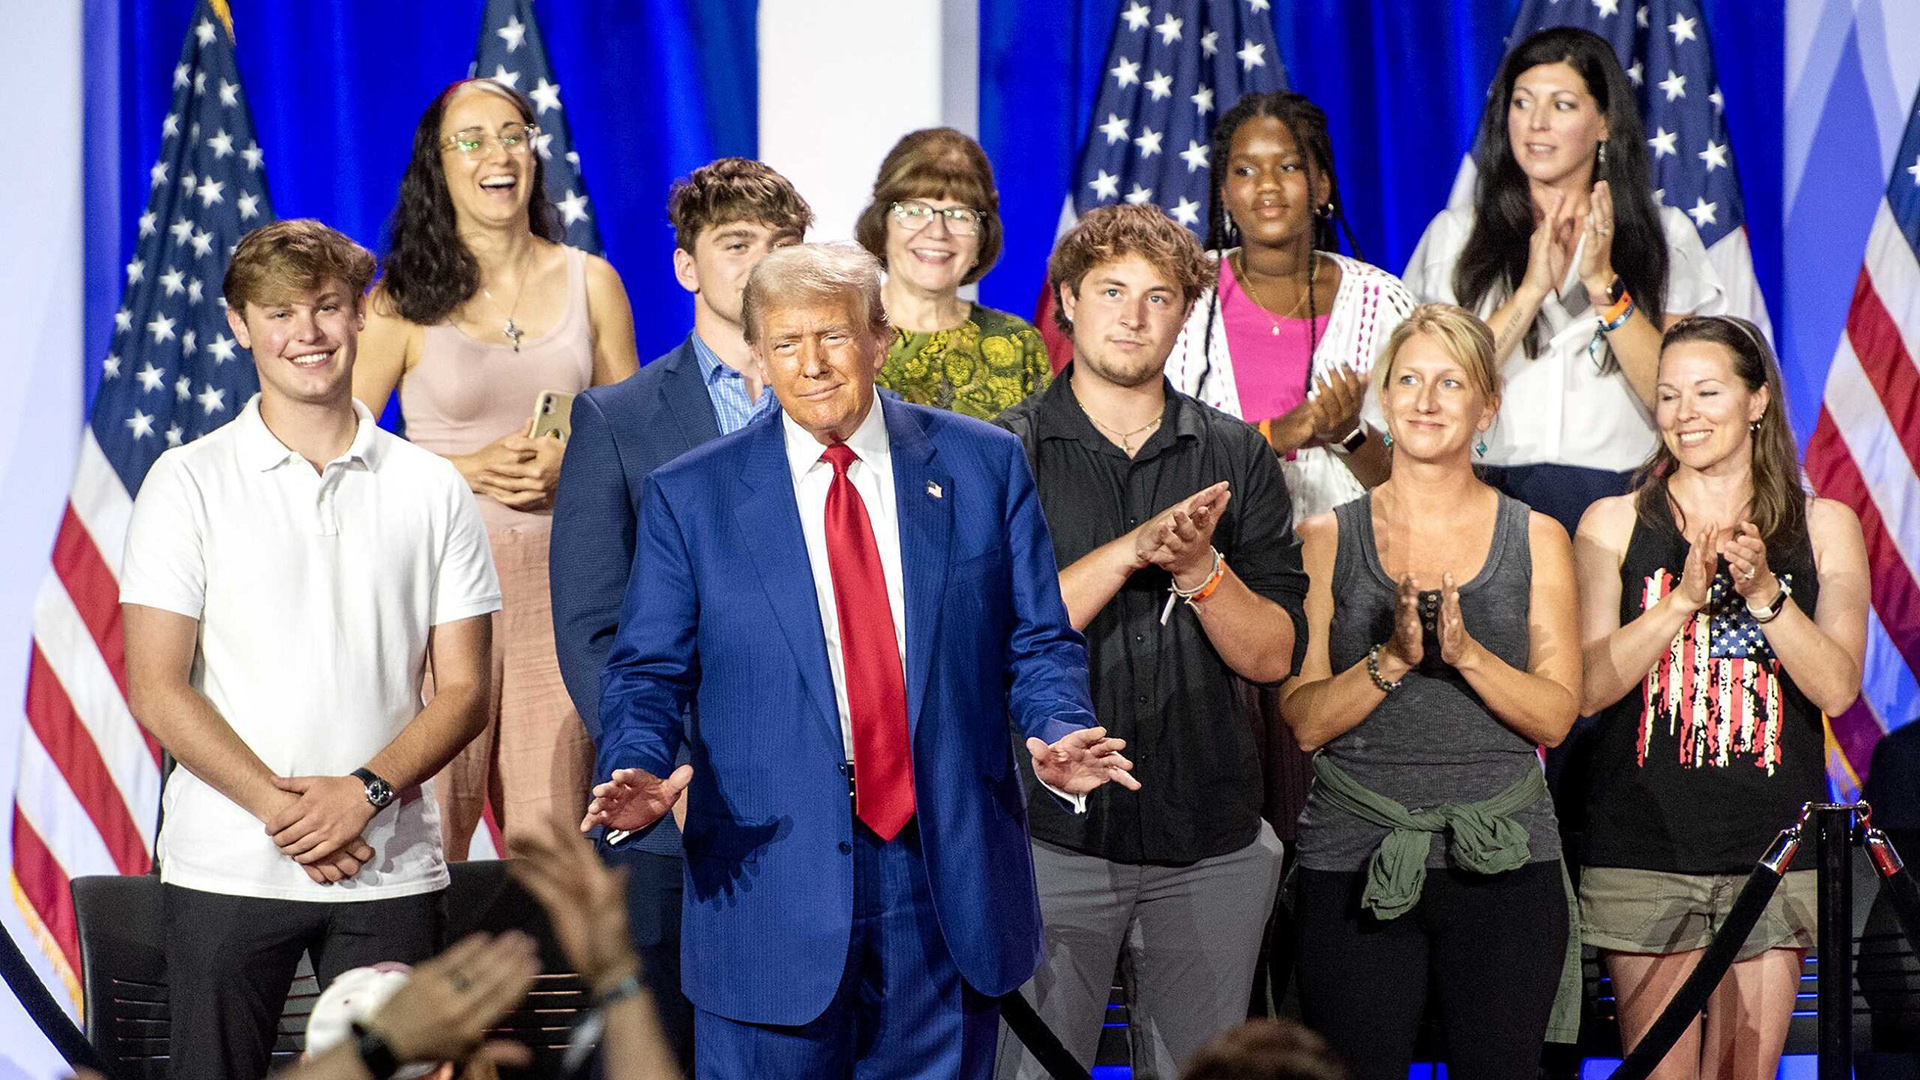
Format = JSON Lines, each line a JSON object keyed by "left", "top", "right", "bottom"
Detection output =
{"left": 994, "top": 821, "right": 1284, "bottom": 1080}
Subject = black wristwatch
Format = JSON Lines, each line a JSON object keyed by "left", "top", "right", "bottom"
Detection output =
{"left": 1605, "top": 274, "right": 1627, "bottom": 306}
{"left": 1337, "top": 424, "right": 1369, "bottom": 454}
{"left": 352, "top": 767, "right": 396, "bottom": 809}
{"left": 351, "top": 1020, "right": 400, "bottom": 1080}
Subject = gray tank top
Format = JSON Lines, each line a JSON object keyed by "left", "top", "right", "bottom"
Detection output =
{"left": 1295, "top": 491, "right": 1563, "bottom": 871}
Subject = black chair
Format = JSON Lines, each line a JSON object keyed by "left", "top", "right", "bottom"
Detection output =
{"left": 72, "top": 862, "right": 593, "bottom": 1080}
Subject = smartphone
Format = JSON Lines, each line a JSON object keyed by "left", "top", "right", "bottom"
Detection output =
{"left": 528, "top": 390, "right": 576, "bottom": 443}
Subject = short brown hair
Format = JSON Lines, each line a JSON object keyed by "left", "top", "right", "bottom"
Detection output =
{"left": 1179, "top": 1019, "right": 1349, "bottom": 1080}
{"left": 853, "top": 128, "right": 1004, "bottom": 286}
{"left": 224, "top": 219, "right": 376, "bottom": 313}
{"left": 667, "top": 158, "right": 814, "bottom": 253}
{"left": 1045, "top": 204, "right": 1214, "bottom": 334}
{"left": 741, "top": 243, "right": 889, "bottom": 348}
{"left": 1373, "top": 302, "right": 1502, "bottom": 405}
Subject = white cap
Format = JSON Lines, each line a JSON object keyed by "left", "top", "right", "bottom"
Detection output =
{"left": 304, "top": 963, "right": 438, "bottom": 1080}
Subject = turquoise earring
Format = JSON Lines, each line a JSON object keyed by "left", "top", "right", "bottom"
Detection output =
{"left": 1475, "top": 437, "right": 1488, "bottom": 457}
{"left": 1382, "top": 430, "right": 1394, "bottom": 450}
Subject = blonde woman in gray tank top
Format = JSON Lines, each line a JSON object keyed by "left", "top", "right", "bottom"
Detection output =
{"left": 1278, "top": 305, "right": 1582, "bottom": 1080}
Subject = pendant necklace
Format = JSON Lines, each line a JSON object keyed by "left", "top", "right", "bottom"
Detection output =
{"left": 482, "top": 244, "right": 536, "bottom": 351}
{"left": 1236, "top": 251, "right": 1318, "bottom": 335}
{"left": 1078, "top": 400, "right": 1163, "bottom": 455}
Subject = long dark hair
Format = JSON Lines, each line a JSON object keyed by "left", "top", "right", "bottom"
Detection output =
{"left": 1195, "top": 91, "right": 1362, "bottom": 393}
{"left": 1454, "top": 27, "right": 1667, "bottom": 367}
{"left": 377, "top": 80, "right": 562, "bottom": 326}
{"left": 1633, "top": 316, "right": 1806, "bottom": 546}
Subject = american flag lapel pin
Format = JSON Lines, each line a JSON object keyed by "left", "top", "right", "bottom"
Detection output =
{"left": 926, "top": 480, "right": 943, "bottom": 499}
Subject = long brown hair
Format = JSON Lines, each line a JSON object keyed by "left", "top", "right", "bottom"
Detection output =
{"left": 1633, "top": 316, "right": 1807, "bottom": 543}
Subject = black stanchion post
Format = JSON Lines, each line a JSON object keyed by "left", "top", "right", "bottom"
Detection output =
{"left": 1814, "top": 804, "right": 1855, "bottom": 1080}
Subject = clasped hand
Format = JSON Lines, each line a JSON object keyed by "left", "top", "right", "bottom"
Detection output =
{"left": 468, "top": 429, "right": 564, "bottom": 511}
{"left": 264, "top": 774, "right": 377, "bottom": 884}
{"left": 1132, "top": 481, "right": 1230, "bottom": 590}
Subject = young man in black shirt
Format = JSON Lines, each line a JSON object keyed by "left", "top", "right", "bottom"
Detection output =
{"left": 994, "top": 204, "right": 1308, "bottom": 1079}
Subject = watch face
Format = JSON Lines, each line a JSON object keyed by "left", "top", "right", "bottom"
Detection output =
{"left": 368, "top": 779, "right": 394, "bottom": 807}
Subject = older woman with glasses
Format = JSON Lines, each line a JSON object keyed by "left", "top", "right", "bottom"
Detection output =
{"left": 353, "top": 79, "right": 640, "bottom": 859}
{"left": 854, "top": 127, "right": 1049, "bottom": 419}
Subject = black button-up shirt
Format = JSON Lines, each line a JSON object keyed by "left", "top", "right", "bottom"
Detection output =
{"left": 997, "top": 368, "right": 1309, "bottom": 864}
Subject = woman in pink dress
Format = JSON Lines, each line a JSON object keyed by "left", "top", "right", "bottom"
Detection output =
{"left": 354, "top": 79, "right": 639, "bottom": 858}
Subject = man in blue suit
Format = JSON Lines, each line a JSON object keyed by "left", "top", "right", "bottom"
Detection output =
{"left": 549, "top": 159, "right": 813, "bottom": 1070}
{"left": 587, "top": 243, "right": 1139, "bottom": 1079}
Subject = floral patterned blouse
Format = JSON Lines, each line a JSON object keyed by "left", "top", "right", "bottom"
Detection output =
{"left": 878, "top": 303, "right": 1051, "bottom": 420}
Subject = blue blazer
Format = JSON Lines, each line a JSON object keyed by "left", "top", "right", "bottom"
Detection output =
{"left": 597, "top": 396, "right": 1096, "bottom": 1026}
{"left": 550, "top": 336, "right": 720, "bottom": 741}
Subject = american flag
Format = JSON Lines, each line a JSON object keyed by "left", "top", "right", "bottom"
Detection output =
{"left": 1037, "top": 0, "right": 1287, "bottom": 367}
{"left": 1448, "top": 0, "right": 1773, "bottom": 338}
{"left": 1638, "top": 570, "right": 1788, "bottom": 775}
{"left": 1801, "top": 84, "right": 1920, "bottom": 796}
{"left": 473, "top": 0, "right": 602, "bottom": 255}
{"left": 9, "top": 0, "right": 271, "bottom": 1004}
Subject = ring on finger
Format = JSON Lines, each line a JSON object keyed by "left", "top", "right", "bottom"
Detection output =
{"left": 449, "top": 969, "right": 472, "bottom": 993}
{"left": 1740, "top": 568, "right": 1756, "bottom": 582}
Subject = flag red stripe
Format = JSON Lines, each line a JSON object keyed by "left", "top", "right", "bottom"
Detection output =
{"left": 10, "top": 811, "right": 81, "bottom": 977}
{"left": 1838, "top": 270, "right": 1920, "bottom": 483}
{"left": 24, "top": 646, "right": 154, "bottom": 876}
{"left": 1805, "top": 408, "right": 1920, "bottom": 684}
{"left": 49, "top": 504, "right": 162, "bottom": 765}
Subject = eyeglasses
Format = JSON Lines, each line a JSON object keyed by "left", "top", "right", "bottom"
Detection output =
{"left": 441, "top": 123, "right": 540, "bottom": 159}
{"left": 889, "top": 200, "right": 986, "bottom": 237}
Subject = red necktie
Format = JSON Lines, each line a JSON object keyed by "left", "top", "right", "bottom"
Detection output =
{"left": 820, "top": 443, "right": 916, "bottom": 841}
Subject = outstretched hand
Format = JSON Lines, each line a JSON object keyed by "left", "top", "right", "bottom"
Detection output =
{"left": 1027, "top": 726, "right": 1140, "bottom": 795}
{"left": 581, "top": 764, "right": 694, "bottom": 834}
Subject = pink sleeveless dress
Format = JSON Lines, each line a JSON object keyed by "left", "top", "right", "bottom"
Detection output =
{"left": 399, "top": 245, "right": 595, "bottom": 859}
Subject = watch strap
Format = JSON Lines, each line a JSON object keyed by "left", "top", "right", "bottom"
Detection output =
{"left": 351, "top": 767, "right": 393, "bottom": 807}
{"left": 1337, "top": 424, "right": 1368, "bottom": 453}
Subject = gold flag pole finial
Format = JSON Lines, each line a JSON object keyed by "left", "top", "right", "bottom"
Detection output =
{"left": 207, "top": 0, "right": 234, "bottom": 40}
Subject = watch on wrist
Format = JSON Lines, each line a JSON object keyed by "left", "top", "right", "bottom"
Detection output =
{"left": 352, "top": 767, "right": 396, "bottom": 809}
{"left": 1337, "top": 424, "right": 1369, "bottom": 454}
{"left": 351, "top": 1021, "right": 400, "bottom": 1080}
{"left": 1605, "top": 274, "right": 1627, "bottom": 306}
{"left": 1747, "top": 578, "right": 1793, "bottom": 624}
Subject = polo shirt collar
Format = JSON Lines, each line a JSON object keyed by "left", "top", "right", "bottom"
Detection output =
{"left": 236, "top": 393, "right": 382, "bottom": 472}
{"left": 1032, "top": 362, "right": 1198, "bottom": 459}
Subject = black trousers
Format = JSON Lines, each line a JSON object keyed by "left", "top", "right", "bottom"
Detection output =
{"left": 1296, "top": 861, "right": 1568, "bottom": 1080}
{"left": 598, "top": 839, "right": 694, "bottom": 1075}
{"left": 163, "top": 884, "right": 443, "bottom": 1080}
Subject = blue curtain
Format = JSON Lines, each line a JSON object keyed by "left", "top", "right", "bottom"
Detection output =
{"left": 84, "top": 0, "right": 757, "bottom": 411}
{"left": 978, "top": 0, "right": 1784, "bottom": 367}
{"left": 89, "top": 1, "right": 1787, "bottom": 404}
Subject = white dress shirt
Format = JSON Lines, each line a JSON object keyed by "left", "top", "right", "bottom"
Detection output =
{"left": 781, "top": 402, "right": 906, "bottom": 760}
{"left": 780, "top": 400, "right": 1087, "bottom": 811}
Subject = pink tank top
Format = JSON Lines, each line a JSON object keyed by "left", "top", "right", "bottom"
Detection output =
{"left": 401, "top": 245, "right": 593, "bottom": 527}
{"left": 1218, "top": 256, "right": 1329, "bottom": 425}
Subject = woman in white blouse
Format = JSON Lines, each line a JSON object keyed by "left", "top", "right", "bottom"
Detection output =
{"left": 1404, "top": 26, "right": 1726, "bottom": 537}
{"left": 1165, "top": 91, "right": 1416, "bottom": 526}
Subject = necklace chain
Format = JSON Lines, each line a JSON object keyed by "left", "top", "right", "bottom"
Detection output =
{"left": 1235, "top": 250, "right": 1319, "bottom": 335}
{"left": 480, "top": 243, "right": 537, "bottom": 352}
{"left": 1077, "top": 400, "right": 1163, "bottom": 455}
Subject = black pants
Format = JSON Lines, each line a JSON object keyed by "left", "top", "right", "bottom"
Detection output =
{"left": 163, "top": 884, "right": 443, "bottom": 1080}
{"left": 598, "top": 840, "right": 695, "bottom": 1075}
{"left": 1296, "top": 861, "right": 1567, "bottom": 1080}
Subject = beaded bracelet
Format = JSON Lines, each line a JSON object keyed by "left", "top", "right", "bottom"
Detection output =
{"left": 1366, "top": 644, "right": 1403, "bottom": 693}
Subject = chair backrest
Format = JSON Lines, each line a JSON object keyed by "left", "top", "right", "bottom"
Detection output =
{"left": 72, "top": 861, "right": 594, "bottom": 1080}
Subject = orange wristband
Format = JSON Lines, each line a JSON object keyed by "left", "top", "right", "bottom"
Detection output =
{"left": 1189, "top": 559, "right": 1228, "bottom": 604}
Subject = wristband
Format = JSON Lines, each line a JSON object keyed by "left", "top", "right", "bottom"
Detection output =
{"left": 592, "top": 971, "right": 645, "bottom": 1008}
{"left": 1159, "top": 548, "right": 1225, "bottom": 625}
{"left": 1598, "top": 295, "right": 1636, "bottom": 333}
{"left": 351, "top": 1021, "right": 400, "bottom": 1080}
{"left": 1747, "top": 578, "right": 1792, "bottom": 624}
{"left": 1366, "top": 644, "right": 1404, "bottom": 694}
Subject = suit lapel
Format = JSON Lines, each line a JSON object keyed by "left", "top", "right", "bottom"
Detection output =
{"left": 658, "top": 338, "right": 724, "bottom": 450}
{"left": 731, "top": 414, "right": 840, "bottom": 742}
{"left": 883, "top": 399, "right": 952, "bottom": 740}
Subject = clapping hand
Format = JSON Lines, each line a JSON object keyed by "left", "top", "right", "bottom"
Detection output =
{"left": 1388, "top": 573, "right": 1425, "bottom": 670}
{"left": 1305, "top": 366, "right": 1368, "bottom": 446}
{"left": 1027, "top": 727, "right": 1140, "bottom": 795}
{"left": 581, "top": 764, "right": 694, "bottom": 834}
{"left": 1133, "top": 482, "right": 1230, "bottom": 589}
{"left": 1435, "top": 572, "right": 1478, "bottom": 667}
{"left": 1672, "top": 524, "right": 1721, "bottom": 614}
{"left": 1522, "top": 189, "right": 1575, "bottom": 300}
{"left": 510, "top": 815, "right": 639, "bottom": 994}
{"left": 363, "top": 932, "right": 540, "bottom": 1071}
{"left": 1720, "top": 521, "right": 1778, "bottom": 604}
{"left": 1579, "top": 180, "right": 1617, "bottom": 301}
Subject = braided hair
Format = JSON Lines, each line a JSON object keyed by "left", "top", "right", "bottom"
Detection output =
{"left": 1195, "top": 91, "right": 1363, "bottom": 402}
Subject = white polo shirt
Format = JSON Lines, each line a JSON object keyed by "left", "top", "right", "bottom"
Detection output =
{"left": 120, "top": 395, "right": 501, "bottom": 902}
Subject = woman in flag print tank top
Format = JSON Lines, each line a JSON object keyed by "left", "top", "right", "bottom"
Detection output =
{"left": 1572, "top": 315, "right": 1867, "bottom": 1080}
